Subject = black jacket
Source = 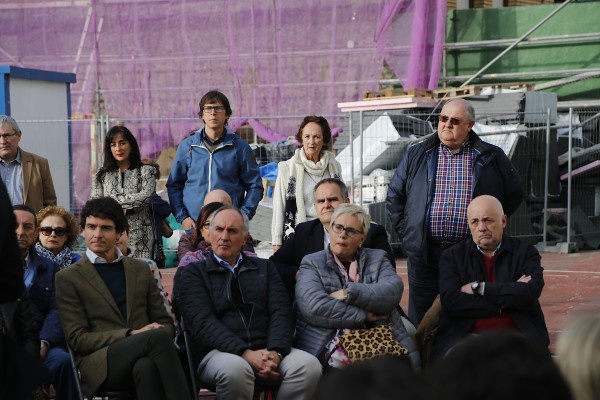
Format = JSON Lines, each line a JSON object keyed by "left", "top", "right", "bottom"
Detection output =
{"left": 178, "top": 253, "right": 293, "bottom": 367}
{"left": 270, "top": 219, "right": 395, "bottom": 296}
{"left": 433, "top": 234, "right": 549, "bottom": 360}
{"left": 386, "top": 131, "right": 524, "bottom": 264}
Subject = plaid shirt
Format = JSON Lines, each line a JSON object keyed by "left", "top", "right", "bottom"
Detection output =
{"left": 428, "top": 141, "right": 478, "bottom": 242}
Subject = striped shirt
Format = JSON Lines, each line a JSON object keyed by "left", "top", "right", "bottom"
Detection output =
{"left": 428, "top": 141, "right": 477, "bottom": 242}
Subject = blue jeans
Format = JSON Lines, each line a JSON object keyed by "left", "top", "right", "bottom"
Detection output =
{"left": 44, "top": 346, "right": 79, "bottom": 400}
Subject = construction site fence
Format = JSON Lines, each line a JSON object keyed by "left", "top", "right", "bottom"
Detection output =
{"left": 16, "top": 108, "right": 600, "bottom": 252}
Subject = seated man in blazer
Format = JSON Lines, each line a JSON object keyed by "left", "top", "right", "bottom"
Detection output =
{"left": 0, "top": 115, "right": 56, "bottom": 213}
{"left": 55, "top": 197, "right": 190, "bottom": 400}
{"left": 270, "top": 178, "right": 395, "bottom": 298}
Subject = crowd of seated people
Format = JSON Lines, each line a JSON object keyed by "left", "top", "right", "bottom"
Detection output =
{"left": 2, "top": 95, "right": 597, "bottom": 400}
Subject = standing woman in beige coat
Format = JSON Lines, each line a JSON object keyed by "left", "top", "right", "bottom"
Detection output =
{"left": 91, "top": 125, "right": 156, "bottom": 259}
{"left": 272, "top": 116, "right": 342, "bottom": 251}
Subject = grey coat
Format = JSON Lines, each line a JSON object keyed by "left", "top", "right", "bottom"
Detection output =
{"left": 295, "top": 247, "right": 420, "bottom": 369}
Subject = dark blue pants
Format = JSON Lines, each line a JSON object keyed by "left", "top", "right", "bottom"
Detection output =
{"left": 44, "top": 346, "right": 79, "bottom": 400}
{"left": 407, "top": 243, "right": 446, "bottom": 326}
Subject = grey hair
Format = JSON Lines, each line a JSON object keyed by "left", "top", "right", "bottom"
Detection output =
{"left": 209, "top": 205, "right": 249, "bottom": 233}
{"left": 444, "top": 99, "right": 475, "bottom": 121}
{"left": 0, "top": 115, "right": 21, "bottom": 133}
{"left": 330, "top": 203, "right": 371, "bottom": 236}
{"left": 313, "top": 177, "right": 349, "bottom": 200}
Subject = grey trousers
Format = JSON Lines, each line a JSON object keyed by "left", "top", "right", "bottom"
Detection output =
{"left": 198, "top": 347, "right": 322, "bottom": 400}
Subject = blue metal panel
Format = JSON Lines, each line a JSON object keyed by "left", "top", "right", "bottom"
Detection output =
{"left": 0, "top": 65, "right": 76, "bottom": 84}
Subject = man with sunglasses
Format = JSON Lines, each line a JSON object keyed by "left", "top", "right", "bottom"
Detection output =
{"left": 167, "top": 90, "right": 263, "bottom": 234}
{"left": 13, "top": 204, "right": 78, "bottom": 400}
{"left": 1, "top": 116, "right": 57, "bottom": 213}
{"left": 386, "top": 98, "right": 524, "bottom": 326}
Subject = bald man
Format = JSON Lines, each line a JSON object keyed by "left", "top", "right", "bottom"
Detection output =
{"left": 177, "top": 189, "right": 254, "bottom": 259}
{"left": 387, "top": 98, "right": 525, "bottom": 325}
{"left": 432, "top": 195, "right": 549, "bottom": 361}
{"left": 203, "top": 189, "right": 232, "bottom": 207}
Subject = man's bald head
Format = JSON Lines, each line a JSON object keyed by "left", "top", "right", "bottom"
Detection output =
{"left": 467, "top": 195, "right": 506, "bottom": 254}
{"left": 204, "top": 189, "right": 232, "bottom": 206}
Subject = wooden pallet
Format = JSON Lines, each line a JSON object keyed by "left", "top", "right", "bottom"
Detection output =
{"left": 433, "top": 85, "right": 481, "bottom": 99}
{"left": 363, "top": 87, "right": 433, "bottom": 100}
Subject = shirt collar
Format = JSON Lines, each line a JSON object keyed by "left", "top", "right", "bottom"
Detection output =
{"left": 0, "top": 148, "right": 21, "bottom": 164}
{"left": 477, "top": 241, "right": 502, "bottom": 257}
{"left": 213, "top": 252, "right": 243, "bottom": 274}
{"left": 86, "top": 247, "right": 125, "bottom": 264}
{"left": 440, "top": 139, "right": 471, "bottom": 155}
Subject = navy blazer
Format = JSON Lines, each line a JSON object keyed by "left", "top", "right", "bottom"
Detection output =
{"left": 270, "top": 219, "right": 395, "bottom": 296}
{"left": 26, "top": 248, "right": 64, "bottom": 348}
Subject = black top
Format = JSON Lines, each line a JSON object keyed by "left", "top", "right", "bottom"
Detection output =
{"left": 94, "top": 261, "right": 127, "bottom": 318}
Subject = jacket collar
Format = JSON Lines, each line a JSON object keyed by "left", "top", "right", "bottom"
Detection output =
{"left": 423, "top": 130, "right": 489, "bottom": 153}
{"left": 205, "top": 252, "right": 258, "bottom": 273}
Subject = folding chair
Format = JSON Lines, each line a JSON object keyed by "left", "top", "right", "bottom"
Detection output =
{"left": 67, "top": 346, "right": 136, "bottom": 400}
{"left": 180, "top": 318, "right": 279, "bottom": 400}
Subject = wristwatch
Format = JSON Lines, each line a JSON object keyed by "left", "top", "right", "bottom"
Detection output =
{"left": 471, "top": 281, "right": 481, "bottom": 295}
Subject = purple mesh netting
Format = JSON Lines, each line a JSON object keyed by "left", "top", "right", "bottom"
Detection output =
{"left": 0, "top": 0, "right": 445, "bottom": 208}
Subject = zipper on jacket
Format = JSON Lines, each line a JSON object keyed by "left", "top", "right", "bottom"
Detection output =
{"left": 225, "top": 268, "right": 253, "bottom": 344}
{"left": 192, "top": 141, "right": 234, "bottom": 192}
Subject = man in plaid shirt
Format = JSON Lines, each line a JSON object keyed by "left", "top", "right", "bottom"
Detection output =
{"left": 386, "top": 99, "right": 524, "bottom": 325}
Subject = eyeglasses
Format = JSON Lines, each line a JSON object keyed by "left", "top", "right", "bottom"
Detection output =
{"left": 40, "top": 226, "right": 68, "bottom": 237}
{"left": 202, "top": 106, "right": 225, "bottom": 114}
{"left": 439, "top": 115, "right": 464, "bottom": 125}
{"left": 0, "top": 132, "right": 18, "bottom": 139}
{"left": 331, "top": 223, "right": 363, "bottom": 238}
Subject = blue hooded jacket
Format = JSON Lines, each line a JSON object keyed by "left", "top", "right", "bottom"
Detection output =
{"left": 167, "top": 127, "right": 263, "bottom": 222}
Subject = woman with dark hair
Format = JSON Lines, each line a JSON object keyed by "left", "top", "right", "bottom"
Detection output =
{"left": 35, "top": 205, "right": 81, "bottom": 269}
{"left": 91, "top": 125, "right": 156, "bottom": 259}
{"left": 271, "top": 115, "right": 342, "bottom": 252}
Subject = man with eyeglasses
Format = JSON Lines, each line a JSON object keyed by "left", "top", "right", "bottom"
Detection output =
{"left": 167, "top": 90, "right": 263, "bottom": 234}
{"left": 271, "top": 178, "right": 394, "bottom": 300}
{"left": 13, "top": 204, "right": 79, "bottom": 400}
{"left": 386, "top": 98, "right": 524, "bottom": 326}
{"left": 0, "top": 115, "right": 57, "bottom": 213}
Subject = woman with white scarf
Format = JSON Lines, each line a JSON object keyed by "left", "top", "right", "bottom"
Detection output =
{"left": 272, "top": 116, "right": 342, "bottom": 251}
{"left": 35, "top": 205, "right": 81, "bottom": 269}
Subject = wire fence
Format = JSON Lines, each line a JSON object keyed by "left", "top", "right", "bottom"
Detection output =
{"left": 13, "top": 106, "right": 600, "bottom": 256}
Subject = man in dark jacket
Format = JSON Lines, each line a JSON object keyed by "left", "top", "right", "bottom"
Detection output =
{"left": 432, "top": 195, "right": 549, "bottom": 361}
{"left": 271, "top": 178, "right": 394, "bottom": 298}
{"left": 13, "top": 204, "right": 78, "bottom": 400}
{"left": 386, "top": 99, "right": 524, "bottom": 325}
{"left": 178, "top": 206, "right": 321, "bottom": 399}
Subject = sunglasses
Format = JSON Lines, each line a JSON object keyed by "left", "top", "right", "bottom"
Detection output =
{"left": 439, "top": 115, "right": 464, "bottom": 125}
{"left": 40, "top": 226, "right": 68, "bottom": 237}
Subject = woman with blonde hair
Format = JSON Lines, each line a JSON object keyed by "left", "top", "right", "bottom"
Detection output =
{"left": 556, "top": 314, "right": 600, "bottom": 400}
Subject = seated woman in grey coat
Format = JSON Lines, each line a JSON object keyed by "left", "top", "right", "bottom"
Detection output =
{"left": 295, "top": 203, "right": 420, "bottom": 369}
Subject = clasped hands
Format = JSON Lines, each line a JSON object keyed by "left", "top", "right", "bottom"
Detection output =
{"left": 242, "top": 349, "right": 282, "bottom": 380}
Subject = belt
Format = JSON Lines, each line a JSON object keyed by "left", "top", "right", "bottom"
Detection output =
{"left": 427, "top": 238, "right": 459, "bottom": 249}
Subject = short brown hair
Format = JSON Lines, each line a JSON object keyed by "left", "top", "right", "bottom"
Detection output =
{"left": 295, "top": 115, "right": 332, "bottom": 145}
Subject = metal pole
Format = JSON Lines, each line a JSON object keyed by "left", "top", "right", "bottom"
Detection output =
{"left": 543, "top": 108, "right": 551, "bottom": 249}
{"left": 460, "top": 0, "right": 573, "bottom": 88}
{"left": 358, "top": 111, "right": 364, "bottom": 206}
{"left": 567, "top": 108, "right": 573, "bottom": 244}
{"left": 349, "top": 112, "right": 354, "bottom": 203}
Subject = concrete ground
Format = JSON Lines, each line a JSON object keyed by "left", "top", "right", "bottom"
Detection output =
{"left": 160, "top": 249, "right": 600, "bottom": 353}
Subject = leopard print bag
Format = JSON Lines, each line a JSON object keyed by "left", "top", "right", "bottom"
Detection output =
{"left": 338, "top": 324, "right": 408, "bottom": 363}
